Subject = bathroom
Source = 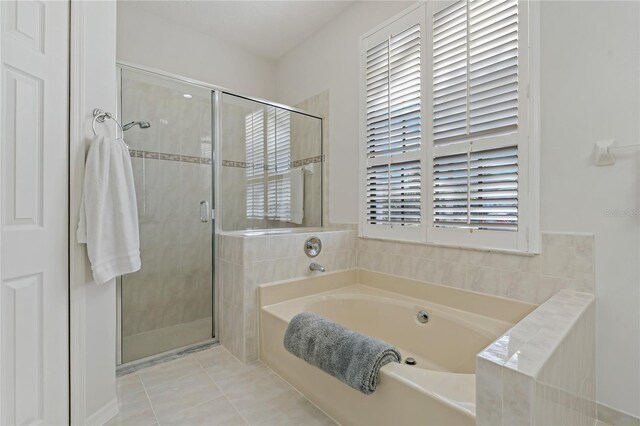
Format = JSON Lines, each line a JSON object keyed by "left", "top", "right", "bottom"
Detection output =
{"left": 0, "top": 0, "right": 639, "bottom": 425}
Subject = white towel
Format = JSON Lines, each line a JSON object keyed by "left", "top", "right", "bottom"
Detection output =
{"left": 77, "top": 136, "right": 141, "bottom": 285}
{"left": 290, "top": 167, "right": 304, "bottom": 224}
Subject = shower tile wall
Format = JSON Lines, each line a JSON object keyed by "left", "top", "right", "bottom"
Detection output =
{"left": 121, "top": 73, "right": 213, "bottom": 362}
{"left": 220, "top": 101, "right": 253, "bottom": 231}
{"left": 292, "top": 91, "right": 326, "bottom": 227}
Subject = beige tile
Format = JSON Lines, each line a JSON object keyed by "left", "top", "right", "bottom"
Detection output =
{"left": 541, "top": 245, "right": 575, "bottom": 278}
{"left": 499, "top": 270, "right": 539, "bottom": 302}
{"left": 139, "top": 356, "right": 202, "bottom": 390}
{"left": 157, "top": 395, "right": 246, "bottom": 426}
{"left": 205, "top": 360, "right": 272, "bottom": 394}
{"left": 542, "top": 233, "right": 576, "bottom": 247}
{"left": 224, "top": 373, "right": 334, "bottom": 426}
{"left": 503, "top": 369, "right": 535, "bottom": 425}
{"left": 193, "top": 345, "right": 237, "bottom": 370}
{"left": 116, "top": 373, "right": 145, "bottom": 397}
{"left": 107, "top": 394, "right": 157, "bottom": 426}
{"left": 464, "top": 265, "right": 501, "bottom": 294}
{"left": 476, "top": 357, "right": 503, "bottom": 426}
{"left": 146, "top": 371, "right": 223, "bottom": 421}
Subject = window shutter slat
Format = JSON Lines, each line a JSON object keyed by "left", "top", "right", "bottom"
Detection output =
{"left": 433, "top": 0, "right": 518, "bottom": 145}
{"left": 367, "top": 160, "right": 421, "bottom": 225}
{"left": 366, "top": 23, "right": 422, "bottom": 160}
{"left": 364, "top": 17, "right": 423, "bottom": 230}
{"left": 433, "top": 145, "right": 518, "bottom": 231}
{"left": 430, "top": 0, "right": 521, "bottom": 236}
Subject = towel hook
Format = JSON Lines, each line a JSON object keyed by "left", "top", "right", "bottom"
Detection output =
{"left": 92, "top": 108, "right": 125, "bottom": 139}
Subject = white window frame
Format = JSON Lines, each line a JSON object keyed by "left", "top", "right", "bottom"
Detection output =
{"left": 359, "top": 3, "right": 428, "bottom": 243}
{"left": 359, "top": 1, "right": 540, "bottom": 253}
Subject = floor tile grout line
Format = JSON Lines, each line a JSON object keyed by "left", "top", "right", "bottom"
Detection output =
{"left": 144, "top": 361, "right": 225, "bottom": 425}
{"left": 201, "top": 363, "right": 251, "bottom": 426}
{"left": 138, "top": 372, "right": 161, "bottom": 426}
{"left": 157, "top": 391, "right": 228, "bottom": 424}
{"left": 202, "top": 346, "right": 333, "bottom": 426}
{"left": 191, "top": 349, "right": 252, "bottom": 425}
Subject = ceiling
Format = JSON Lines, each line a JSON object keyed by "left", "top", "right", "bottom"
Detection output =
{"left": 123, "top": 1, "right": 355, "bottom": 60}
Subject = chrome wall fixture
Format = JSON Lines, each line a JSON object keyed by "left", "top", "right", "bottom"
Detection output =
{"left": 92, "top": 108, "right": 124, "bottom": 139}
{"left": 123, "top": 121, "right": 151, "bottom": 131}
{"left": 304, "top": 237, "right": 322, "bottom": 257}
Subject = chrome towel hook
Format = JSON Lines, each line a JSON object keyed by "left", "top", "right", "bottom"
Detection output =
{"left": 92, "top": 108, "right": 125, "bottom": 139}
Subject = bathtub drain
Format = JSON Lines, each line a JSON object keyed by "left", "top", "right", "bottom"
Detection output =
{"left": 404, "top": 357, "right": 417, "bottom": 366}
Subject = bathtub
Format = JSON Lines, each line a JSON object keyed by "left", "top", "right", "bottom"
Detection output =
{"left": 259, "top": 269, "right": 536, "bottom": 425}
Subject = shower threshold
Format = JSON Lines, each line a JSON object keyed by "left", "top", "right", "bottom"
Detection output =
{"left": 117, "top": 338, "right": 219, "bottom": 376}
{"left": 119, "top": 317, "right": 216, "bottom": 371}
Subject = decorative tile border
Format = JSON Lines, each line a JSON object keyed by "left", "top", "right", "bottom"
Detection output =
{"left": 222, "top": 160, "right": 249, "bottom": 168}
{"left": 222, "top": 155, "right": 324, "bottom": 169}
{"left": 129, "top": 148, "right": 212, "bottom": 165}
{"left": 292, "top": 155, "right": 323, "bottom": 168}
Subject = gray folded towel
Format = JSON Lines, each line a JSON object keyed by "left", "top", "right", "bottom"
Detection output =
{"left": 283, "top": 312, "right": 401, "bottom": 395}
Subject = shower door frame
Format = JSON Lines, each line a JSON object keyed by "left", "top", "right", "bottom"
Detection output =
{"left": 115, "top": 63, "right": 222, "bottom": 365}
{"left": 114, "top": 61, "right": 324, "bottom": 366}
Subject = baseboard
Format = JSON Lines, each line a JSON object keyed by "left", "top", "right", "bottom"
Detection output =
{"left": 598, "top": 402, "right": 640, "bottom": 426}
{"left": 86, "top": 398, "right": 118, "bottom": 426}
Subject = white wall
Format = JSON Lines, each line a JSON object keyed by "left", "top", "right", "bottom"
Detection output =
{"left": 116, "top": 1, "right": 277, "bottom": 100}
{"left": 539, "top": 1, "right": 640, "bottom": 417}
{"left": 71, "top": 1, "right": 119, "bottom": 423}
{"left": 275, "top": 0, "right": 640, "bottom": 417}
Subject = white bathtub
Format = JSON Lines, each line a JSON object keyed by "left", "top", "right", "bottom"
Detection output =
{"left": 259, "top": 269, "right": 535, "bottom": 425}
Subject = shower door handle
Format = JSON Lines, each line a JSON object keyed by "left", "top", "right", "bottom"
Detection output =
{"left": 200, "top": 200, "right": 210, "bottom": 222}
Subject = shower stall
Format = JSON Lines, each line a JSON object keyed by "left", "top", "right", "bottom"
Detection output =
{"left": 115, "top": 64, "right": 323, "bottom": 365}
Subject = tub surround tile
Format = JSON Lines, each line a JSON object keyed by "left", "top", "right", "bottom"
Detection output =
{"left": 476, "top": 357, "right": 503, "bottom": 426}
{"left": 219, "top": 230, "right": 357, "bottom": 362}
{"left": 357, "top": 232, "right": 595, "bottom": 305}
{"left": 476, "top": 290, "right": 596, "bottom": 425}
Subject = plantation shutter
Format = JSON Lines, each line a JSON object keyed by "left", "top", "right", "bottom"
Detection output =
{"left": 245, "top": 110, "right": 264, "bottom": 219}
{"left": 433, "top": 145, "right": 518, "bottom": 230}
{"left": 267, "top": 108, "right": 291, "bottom": 221}
{"left": 431, "top": 0, "right": 523, "bottom": 236}
{"left": 362, "top": 7, "right": 425, "bottom": 238}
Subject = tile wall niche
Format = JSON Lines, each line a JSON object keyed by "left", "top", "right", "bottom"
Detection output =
{"left": 218, "top": 229, "right": 357, "bottom": 362}
{"left": 358, "top": 233, "right": 595, "bottom": 305}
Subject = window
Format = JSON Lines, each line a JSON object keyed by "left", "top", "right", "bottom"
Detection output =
{"left": 361, "top": 6, "right": 426, "bottom": 241}
{"left": 360, "top": 1, "right": 538, "bottom": 251}
{"left": 267, "top": 108, "right": 292, "bottom": 222}
{"left": 246, "top": 110, "right": 265, "bottom": 219}
{"left": 245, "top": 107, "right": 292, "bottom": 223}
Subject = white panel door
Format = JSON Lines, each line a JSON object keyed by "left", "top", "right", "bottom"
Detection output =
{"left": 0, "top": 1, "right": 69, "bottom": 425}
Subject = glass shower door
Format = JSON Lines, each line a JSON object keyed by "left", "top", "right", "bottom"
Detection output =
{"left": 118, "top": 68, "right": 214, "bottom": 363}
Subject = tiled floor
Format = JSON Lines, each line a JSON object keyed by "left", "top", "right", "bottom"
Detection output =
{"left": 108, "top": 345, "right": 336, "bottom": 426}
